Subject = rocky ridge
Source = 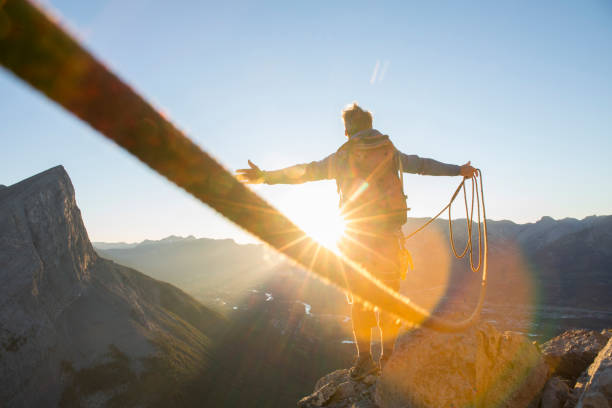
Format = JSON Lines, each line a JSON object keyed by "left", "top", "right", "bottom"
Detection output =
{"left": 545, "top": 329, "right": 612, "bottom": 408}
{"left": 299, "top": 327, "right": 612, "bottom": 408}
{"left": 0, "top": 166, "right": 224, "bottom": 407}
{"left": 574, "top": 336, "right": 612, "bottom": 408}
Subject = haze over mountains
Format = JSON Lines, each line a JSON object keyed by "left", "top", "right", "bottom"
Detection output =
{"left": 95, "top": 212, "right": 612, "bottom": 339}
{"left": 95, "top": 236, "right": 284, "bottom": 312}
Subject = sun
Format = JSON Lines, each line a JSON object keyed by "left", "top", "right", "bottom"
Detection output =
{"left": 276, "top": 186, "right": 346, "bottom": 251}
{"left": 293, "top": 207, "right": 346, "bottom": 251}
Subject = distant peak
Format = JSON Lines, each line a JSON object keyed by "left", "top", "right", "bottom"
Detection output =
{"left": 537, "top": 216, "right": 555, "bottom": 223}
{"left": 160, "top": 235, "right": 196, "bottom": 242}
{"left": 136, "top": 235, "right": 199, "bottom": 247}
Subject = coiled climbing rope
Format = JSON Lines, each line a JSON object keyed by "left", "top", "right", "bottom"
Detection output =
{"left": 403, "top": 170, "right": 489, "bottom": 326}
{"left": 0, "top": 0, "right": 488, "bottom": 332}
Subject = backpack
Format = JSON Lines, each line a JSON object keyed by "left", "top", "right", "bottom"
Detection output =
{"left": 335, "top": 134, "right": 408, "bottom": 231}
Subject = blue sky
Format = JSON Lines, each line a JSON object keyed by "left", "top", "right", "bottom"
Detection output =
{"left": 1, "top": 0, "right": 611, "bottom": 243}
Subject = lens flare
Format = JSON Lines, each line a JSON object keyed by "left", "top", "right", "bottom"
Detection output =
{"left": 292, "top": 208, "right": 346, "bottom": 251}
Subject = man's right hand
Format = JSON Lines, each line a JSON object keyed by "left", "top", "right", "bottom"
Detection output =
{"left": 236, "top": 160, "right": 265, "bottom": 184}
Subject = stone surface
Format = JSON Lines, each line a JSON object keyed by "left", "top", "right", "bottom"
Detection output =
{"left": 564, "top": 371, "right": 591, "bottom": 408}
{"left": 362, "top": 374, "right": 377, "bottom": 385}
{"left": 541, "top": 329, "right": 612, "bottom": 384}
{"left": 575, "top": 337, "right": 612, "bottom": 408}
{"left": 374, "top": 323, "right": 548, "bottom": 408}
{"left": 541, "top": 377, "right": 571, "bottom": 408}
{"left": 296, "top": 328, "right": 611, "bottom": 408}
{"left": 580, "top": 392, "right": 609, "bottom": 408}
{"left": 298, "top": 369, "right": 377, "bottom": 408}
{"left": 332, "top": 381, "right": 356, "bottom": 403}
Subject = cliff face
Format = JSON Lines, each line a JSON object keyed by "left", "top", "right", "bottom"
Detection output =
{"left": 0, "top": 166, "right": 95, "bottom": 318}
{"left": 1, "top": 166, "right": 96, "bottom": 406}
{"left": 0, "top": 166, "right": 224, "bottom": 407}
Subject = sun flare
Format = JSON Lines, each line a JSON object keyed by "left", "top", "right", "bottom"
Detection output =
{"left": 270, "top": 182, "right": 345, "bottom": 252}
{"left": 287, "top": 207, "right": 346, "bottom": 251}
{"left": 296, "top": 209, "right": 346, "bottom": 251}
{"left": 278, "top": 189, "right": 346, "bottom": 251}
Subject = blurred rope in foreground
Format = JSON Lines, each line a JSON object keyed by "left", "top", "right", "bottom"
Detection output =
{"left": 0, "top": 0, "right": 487, "bottom": 332}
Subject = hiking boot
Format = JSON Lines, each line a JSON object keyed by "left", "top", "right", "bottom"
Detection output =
{"left": 349, "top": 354, "right": 379, "bottom": 380}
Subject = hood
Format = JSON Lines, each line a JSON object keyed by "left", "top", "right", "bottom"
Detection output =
{"left": 349, "top": 128, "right": 384, "bottom": 140}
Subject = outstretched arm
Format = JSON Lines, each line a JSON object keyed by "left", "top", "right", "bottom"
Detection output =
{"left": 399, "top": 152, "right": 476, "bottom": 178}
{"left": 236, "top": 155, "right": 336, "bottom": 185}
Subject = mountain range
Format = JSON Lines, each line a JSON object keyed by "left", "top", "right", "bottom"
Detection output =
{"left": 95, "top": 211, "right": 612, "bottom": 340}
{"left": 2, "top": 166, "right": 611, "bottom": 407}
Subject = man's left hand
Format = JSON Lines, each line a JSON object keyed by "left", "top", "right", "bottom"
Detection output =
{"left": 460, "top": 161, "right": 477, "bottom": 178}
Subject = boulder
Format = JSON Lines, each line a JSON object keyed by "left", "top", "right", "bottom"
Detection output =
{"left": 375, "top": 323, "right": 548, "bottom": 408}
{"left": 332, "top": 381, "right": 356, "bottom": 403}
{"left": 541, "top": 329, "right": 611, "bottom": 384}
{"left": 564, "top": 370, "right": 591, "bottom": 408}
{"left": 540, "top": 377, "right": 571, "bottom": 408}
{"left": 575, "top": 337, "right": 612, "bottom": 408}
{"left": 298, "top": 369, "right": 377, "bottom": 408}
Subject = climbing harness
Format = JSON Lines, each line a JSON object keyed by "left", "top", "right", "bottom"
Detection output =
{"left": 0, "top": 0, "right": 487, "bottom": 332}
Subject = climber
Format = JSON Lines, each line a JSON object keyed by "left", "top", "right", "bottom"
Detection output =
{"left": 236, "top": 103, "right": 476, "bottom": 380}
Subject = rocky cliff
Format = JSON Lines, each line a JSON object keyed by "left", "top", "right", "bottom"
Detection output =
{"left": 0, "top": 166, "right": 224, "bottom": 407}
{"left": 299, "top": 327, "right": 612, "bottom": 408}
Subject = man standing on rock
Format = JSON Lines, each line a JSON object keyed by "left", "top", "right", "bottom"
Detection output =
{"left": 237, "top": 103, "right": 476, "bottom": 379}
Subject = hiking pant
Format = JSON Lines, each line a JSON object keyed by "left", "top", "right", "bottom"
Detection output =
{"left": 338, "top": 229, "right": 403, "bottom": 357}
